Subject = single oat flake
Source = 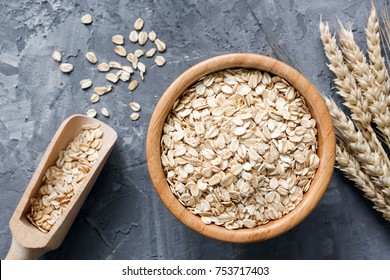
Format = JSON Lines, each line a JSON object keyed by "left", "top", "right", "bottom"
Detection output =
{"left": 52, "top": 50, "right": 62, "bottom": 62}
{"left": 155, "top": 38, "right": 166, "bottom": 52}
{"left": 90, "top": 93, "right": 100, "bottom": 103}
{"left": 134, "top": 18, "right": 144, "bottom": 30}
{"left": 97, "top": 62, "right": 110, "bottom": 72}
{"left": 106, "top": 73, "right": 119, "bottom": 83}
{"left": 130, "top": 112, "right": 140, "bottom": 121}
{"left": 59, "top": 63, "right": 73, "bottom": 73}
{"left": 81, "top": 14, "right": 93, "bottom": 25}
{"left": 114, "top": 46, "right": 127, "bottom": 57}
{"left": 146, "top": 48, "right": 156, "bottom": 58}
{"left": 129, "top": 102, "right": 141, "bottom": 112}
{"left": 128, "top": 80, "right": 139, "bottom": 91}
{"left": 86, "top": 52, "right": 98, "bottom": 64}
{"left": 101, "top": 107, "right": 110, "bottom": 117}
{"left": 138, "top": 31, "right": 148, "bottom": 45}
{"left": 112, "top": 35, "right": 124, "bottom": 45}
{"left": 80, "top": 79, "right": 93, "bottom": 89}
{"left": 148, "top": 31, "right": 157, "bottom": 42}
{"left": 86, "top": 108, "right": 97, "bottom": 118}
{"left": 137, "top": 62, "right": 146, "bottom": 73}
{"left": 129, "top": 31, "right": 138, "bottom": 43}
{"left": 155, "top": 56, "right": 166, "bottom": 66}
{"left": 120, "top": 71, "right": 131, "bottom": 82}
{"left": 135, "top": 49, "right": 144, "bottom": 57}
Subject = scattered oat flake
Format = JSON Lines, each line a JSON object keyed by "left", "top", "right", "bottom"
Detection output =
{"left": 80, "top": 79, "right": 92, "bottom": 89}
{"left": 130, "top": 112, "right": 140, "bottom": 121}
{"left": 81, "top": 14, "right": 93, "bottom": 24}
{"left": 112, "top": 35, "right": 124, "bottom": 45}
{"left": 155, "top": 56, "right": 166, "bottom": 66}
{"left": 129, "top": 31, "right": 138, "bottom": 43}
{"left": 59, "top": 63, "right": 73, "bottom": 73}
{"left": 129, "top": 102, "right": 141, "bottom": 112}
{"left": 155, "top": 38, "right": 166, "bottom": 52}
{"left": 86, "top": 108, "right": 97, "bottom": 118}
{"left": 119, "top": 71, "right": 131, "bottom": 82}
{"left": 134, "top": 18, "right": 144, "bottom": 30}
{"left": 146, "top": 48, "right": 156, "bottom": 58}
{"left": 52, "top": 50, "right": 61, "bottom": 62}
{"left": 90, "top": 94, "right": 99, "bottom": 103}
{"left": 137, "top": 62, "right": 146, "bottom": 73}
{"left": 97, "top": 62, "right": 110, "bottom": 72}
{"left": 148, "top": 31, "right": 157, "bottom": 42}
{"left": 115, "top": 46, "right": 127, "bottom": 57}
{"left": 86, "top": 52, "right": 98, "bottom": 64}
{"left": 128, "top": 80, "right": 139, "bottom": 91}
{"left": 101, "top": 107, "right": 109, "bottom": 117}
{"left": 135, "top": 49, "right": 144, "bottom": 57}
{"left": 138, "top": 31, "right": 148, "bottom": 45}
{"left": 106, "top": 73, "right": 119, "bottom": 83}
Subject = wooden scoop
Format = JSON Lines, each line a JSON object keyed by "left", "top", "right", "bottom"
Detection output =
{"left": 5, "top": 115, "right": 117, "bottom": 259}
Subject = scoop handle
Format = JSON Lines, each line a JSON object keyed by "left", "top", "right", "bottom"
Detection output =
{"left": 5, "top": 238, "right": 45, "bottom": 260}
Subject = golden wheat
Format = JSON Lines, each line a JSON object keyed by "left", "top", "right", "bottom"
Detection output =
{"left": 320, "top": 4, "right": 390, "bottom": 220}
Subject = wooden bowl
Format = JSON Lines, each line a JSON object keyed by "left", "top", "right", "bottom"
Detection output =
{"left": 146, "top": 53, "right": 335, "bottom": 243}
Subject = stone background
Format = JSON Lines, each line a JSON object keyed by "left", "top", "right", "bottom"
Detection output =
{"left": 0, "top": 0, "right": 389, "bottom": 259}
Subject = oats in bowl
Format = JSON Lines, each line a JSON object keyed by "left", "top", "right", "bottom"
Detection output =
{"left": 160, "top": 68, "right": 319, "bottom": 230}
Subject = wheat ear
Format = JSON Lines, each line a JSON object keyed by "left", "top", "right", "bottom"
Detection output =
{"left": 320, "top": 20, "right": 389, "bottom": 162}
{"left": 366, "top": 6, "right": 389, "bottom": 91}
{"left": 325, "top": 97, "right": 390, "bottom": 195}
{"left": 336, "top": 144, "right": 390, "bottom": 220}
{"left": 320, "top": 20, "right": 371, "bottom": 128}
{"left": 339, "top": 23, "right": 390, "bottom": 145}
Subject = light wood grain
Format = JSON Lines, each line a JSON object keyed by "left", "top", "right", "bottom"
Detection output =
{"left": 6, "top": 115, "right": 117, "bottom": 259}
{"left": 146, "top": 53, "right": 336, "bottom": 243}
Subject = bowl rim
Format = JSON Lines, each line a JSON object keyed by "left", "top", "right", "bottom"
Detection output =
{"left": 146, "top": 53, "right": 335, "bottom": 243}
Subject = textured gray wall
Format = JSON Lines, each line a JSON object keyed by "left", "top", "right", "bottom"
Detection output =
{"left": 0, "top": 0, "right": 389, "bottom": 259}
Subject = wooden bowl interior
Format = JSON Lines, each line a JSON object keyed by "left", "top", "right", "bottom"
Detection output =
{"left": 146, "top": 53, "right": 335, "bottom": 243}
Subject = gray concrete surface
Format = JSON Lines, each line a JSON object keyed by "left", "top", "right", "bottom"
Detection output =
{"left": 0, "top": 0, "right": 389, "bottom": 260}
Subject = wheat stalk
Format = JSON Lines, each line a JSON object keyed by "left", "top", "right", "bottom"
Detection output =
{"left": 380, "top": 5, "right": 390, "bottom": 107}
{"left": 380, "top": 6, "right": 390, "bottom": 67}
{"left": 336, "top": 144, "right": 390, "bottom": 220}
